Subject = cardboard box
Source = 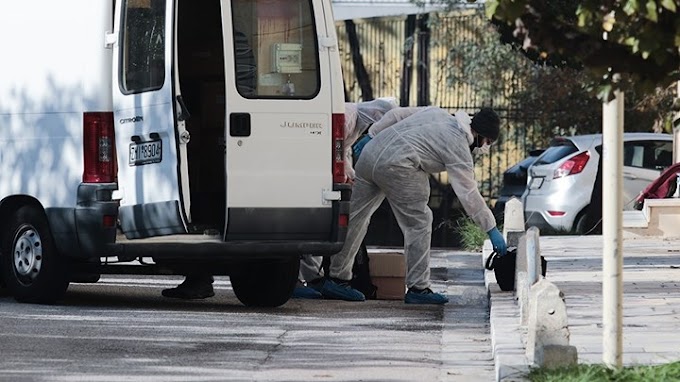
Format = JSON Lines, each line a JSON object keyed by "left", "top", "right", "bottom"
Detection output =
{"left": 368, "top": 252, "right": 406, "bottom": 300}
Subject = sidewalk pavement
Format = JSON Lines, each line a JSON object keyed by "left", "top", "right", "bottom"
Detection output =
{"left": 486, "top": 235, "right": 680, "bottom": 381}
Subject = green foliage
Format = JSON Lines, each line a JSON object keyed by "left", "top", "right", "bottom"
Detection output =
{"left": 422, "top": 4, "right": 680, "bottom": 135}
{"left": 430, "top": 9, "right": 672, "bottom": 136}
{"left": 510, "top": 65, "right": 602, "bottom": 138}
{"left": 528, "top": 361, "right": 680, "bottom": 382}
{"left": 511, "top": 65, "right": 676, "bottom": 135}
{"left": 483, "top": 0, "right": 680, "bottom": 100}
{"left": 430, "top": 11, "right": 532, "bottom": 105}
{"left": 454, "top": 216, "right": 487, "bottom": 251}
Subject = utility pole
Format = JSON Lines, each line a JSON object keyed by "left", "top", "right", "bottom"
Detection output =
{"left": 602, "top": 88, "right": 624, "bottom": 368}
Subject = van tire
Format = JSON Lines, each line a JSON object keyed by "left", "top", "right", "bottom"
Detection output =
{"left": 230, "top": 257, "right": 299, "bottom": 307}
{"left": 1, "top": 206, "right": 69, "bottom": 304}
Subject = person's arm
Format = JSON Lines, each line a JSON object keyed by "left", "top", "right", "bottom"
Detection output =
{"left": 445, "top": 160, "right": 507, "bottom": 255}
{"left": 367, "top": 107, "right": 427, "bottom": 137}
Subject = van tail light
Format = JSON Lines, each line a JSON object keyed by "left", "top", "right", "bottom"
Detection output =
{"left": 83, "top": 112, "right": 116, "bottom": 183}
{"left": 332, "top": 113, "right": 346, "bottom": 183}
{"left": 338, "top": 213, "right": 348, "bottom": 228}
{"left": 553, "top": 151, "right": 589, "bottom": 179}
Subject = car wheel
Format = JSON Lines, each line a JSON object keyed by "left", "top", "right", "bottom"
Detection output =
{"left": 1, "top": 206, "right": 69, "bottom": 304}
{"left": 230, "top": 256, "right": 299, "bottom": 307}
{"left": 573, "top": 211, "right": 599, "bottom": 235}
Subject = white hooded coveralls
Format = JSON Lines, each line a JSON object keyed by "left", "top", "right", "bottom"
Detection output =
{"left": 329, "top": 107, "right": 496, "bottom": 289}
{"left": 299, "top": 99, "right": 397, "bottom": 282}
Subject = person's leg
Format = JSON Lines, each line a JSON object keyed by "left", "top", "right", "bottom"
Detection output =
{"left": 299, "top": 255, "right": 324, "bottom": 282}
{"left": 322, "top": 177, "right": 385, "bottom": 301}
{"left": 377, "top": 169, "right": 447, "bottom": 304}
{"left": 379, "top": 169, "right": 432, "bottom": 290}
{"left": 328, "top": 177, "right": 385, "bottom": 281}
{"left": 162, "top": 272, "right": 215, "bottom": 299}
{"left": 292, "top": 255, "right": 324, "bottom": 299}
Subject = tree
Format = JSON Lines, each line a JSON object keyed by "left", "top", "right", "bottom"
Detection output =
{"left": 432, "top": 8, "right": 667, "bottom": 137}
{"left": 485, "top": 0, "right": 680, "bottom": 100}
{"left": 423, "top": 0, "right": 679, "bottom": 132}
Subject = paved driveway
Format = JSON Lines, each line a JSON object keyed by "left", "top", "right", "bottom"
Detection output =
{"left": 0, "top": 250, "right": 494, "bottom": 382}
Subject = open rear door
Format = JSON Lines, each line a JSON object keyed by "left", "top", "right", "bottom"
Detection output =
{"left": 222, "top": 0, "right": 338, "bottom": 241}
{"left": 112, "top": 0, "right": 191, "bottom": 239}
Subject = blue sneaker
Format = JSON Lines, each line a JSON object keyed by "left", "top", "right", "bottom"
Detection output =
{"left": 404, "top": 288, "right": 449, "bottom": 305}
{"left": 291, "top": 286, "right": 323, "bottom": 299}
{"left": 320, "top": 278, "right": 365, "bottom": 301}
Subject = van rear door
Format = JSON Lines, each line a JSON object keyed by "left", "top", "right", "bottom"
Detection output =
{"left": 112, "top": 0, "right": 191, "bottom": 239}
{"left": 223, "top": 0, "right": 339, "bottom": 241}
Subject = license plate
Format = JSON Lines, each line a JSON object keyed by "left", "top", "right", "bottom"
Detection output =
{"left": 129, "top": 140, "right": 162, "bottom": 166}
{"left": 529, "top": 177, "right": 544, "bottom": 189}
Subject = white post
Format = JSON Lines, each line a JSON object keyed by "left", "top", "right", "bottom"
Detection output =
{"left": 502, "top": 197, "right": 525, "bottom": 239}
{"left": 602, "top": 89, "right": 624, "bottom": 368}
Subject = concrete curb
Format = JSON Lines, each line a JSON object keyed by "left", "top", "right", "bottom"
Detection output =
{"left": 483, "top": 243, "right": 531, "bottom": 382}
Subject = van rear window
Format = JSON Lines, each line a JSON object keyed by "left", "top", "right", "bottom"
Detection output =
{"left": 120, "top": 0, "right": 166, "bottom": 94}
{"left": 231, "top": 0, "right": 321, "bottom": 99}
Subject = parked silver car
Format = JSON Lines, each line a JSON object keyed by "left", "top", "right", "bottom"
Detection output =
{"left": 522, "top": 133, "right": 673, "bottom": 234}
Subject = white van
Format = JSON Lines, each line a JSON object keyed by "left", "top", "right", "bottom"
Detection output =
{"left": 0, "top": 0, "right": 349, "bottom": 307}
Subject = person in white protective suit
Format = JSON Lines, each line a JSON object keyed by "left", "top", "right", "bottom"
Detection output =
{"left": 161, "top": 98, "right": 397, "bottom": 300}
{"left": 292, "top": 98, "right": 398, "bottom": 299}
{"left": 306, "top": 106, "right": 507, "bottom": 304}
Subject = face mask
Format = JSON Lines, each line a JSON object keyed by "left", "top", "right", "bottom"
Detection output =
{"left": 470, "top": 134, "right": 491, "bottom": 155}
{"left": 472, "top": 143, "right": 490, "bottom": 155}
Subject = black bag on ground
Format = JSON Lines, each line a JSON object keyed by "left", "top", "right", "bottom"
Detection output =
{"left": 485, "top": 248, "right": 547, "bottom": 292}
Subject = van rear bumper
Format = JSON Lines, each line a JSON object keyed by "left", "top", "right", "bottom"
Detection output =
{"left": 106, "top": 239, "right": 344, "bottom": 261}
{"left": 48, "top": 183, "right": 119, "bottom": 258}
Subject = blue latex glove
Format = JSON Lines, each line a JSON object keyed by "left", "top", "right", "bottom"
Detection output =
{"left": 487, "top": 227, "right": 507, "bottom": 256}
{"left": 352, "top": 134, "right": 372, "bottom": 161}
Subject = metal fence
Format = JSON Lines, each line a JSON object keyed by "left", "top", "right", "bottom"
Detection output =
{"left": 336, "top": 11, "right": 549, "bottom": 246}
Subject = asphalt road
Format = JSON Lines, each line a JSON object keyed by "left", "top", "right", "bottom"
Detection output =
{"left": 0, "top": 250, "right": 494, "bottom": 382}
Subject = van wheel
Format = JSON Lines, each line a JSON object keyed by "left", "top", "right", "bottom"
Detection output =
{"left": 1, "top": 206, "right": 69, "bottom": 304}
{"left": 230, "top": 257, "right": 299, "bottom": 307}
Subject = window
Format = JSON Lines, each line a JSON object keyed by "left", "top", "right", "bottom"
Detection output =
{"left": 623, "top": 140, "right": 673, "bottom": 170}
{"left": 651, "top": 141, "right": 673, "bottom": 170}
{"left": 231, "top": 0, "right": 320, "bottom": 99}
{"left": 623, "top": 144, "right": 645, "bottom": 168}
{"left": 534, "top": 142, "right": 578, "bottom": 166}
{"left": 120, "top": 0, "right": 166, "bottom": 94}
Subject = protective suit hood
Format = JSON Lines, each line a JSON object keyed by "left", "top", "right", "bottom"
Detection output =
{"left": 453, "top": 110, "right": 474, "bottom": 145}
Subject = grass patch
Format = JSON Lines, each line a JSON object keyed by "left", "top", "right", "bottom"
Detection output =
{"left": 454, "top": 216, "right": 488, "bottom": 251}
{"left": 528, "top": 362, "right": 680, "bottom": 382}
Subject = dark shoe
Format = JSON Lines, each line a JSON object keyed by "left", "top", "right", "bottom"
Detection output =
{"left": 291, "top": 286, "right": 323, "bottom": 299}
{"left": 306, "top": 278, "right": 325, "bottom": 292}
{"left": 404, "top": 287, "right": 448, "bottom": 305}
{"left": 320, "top": 278, "right": 365, "bottom": 301}
{"left": 162, "top": 278, "right": 215, "bottom": 300}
